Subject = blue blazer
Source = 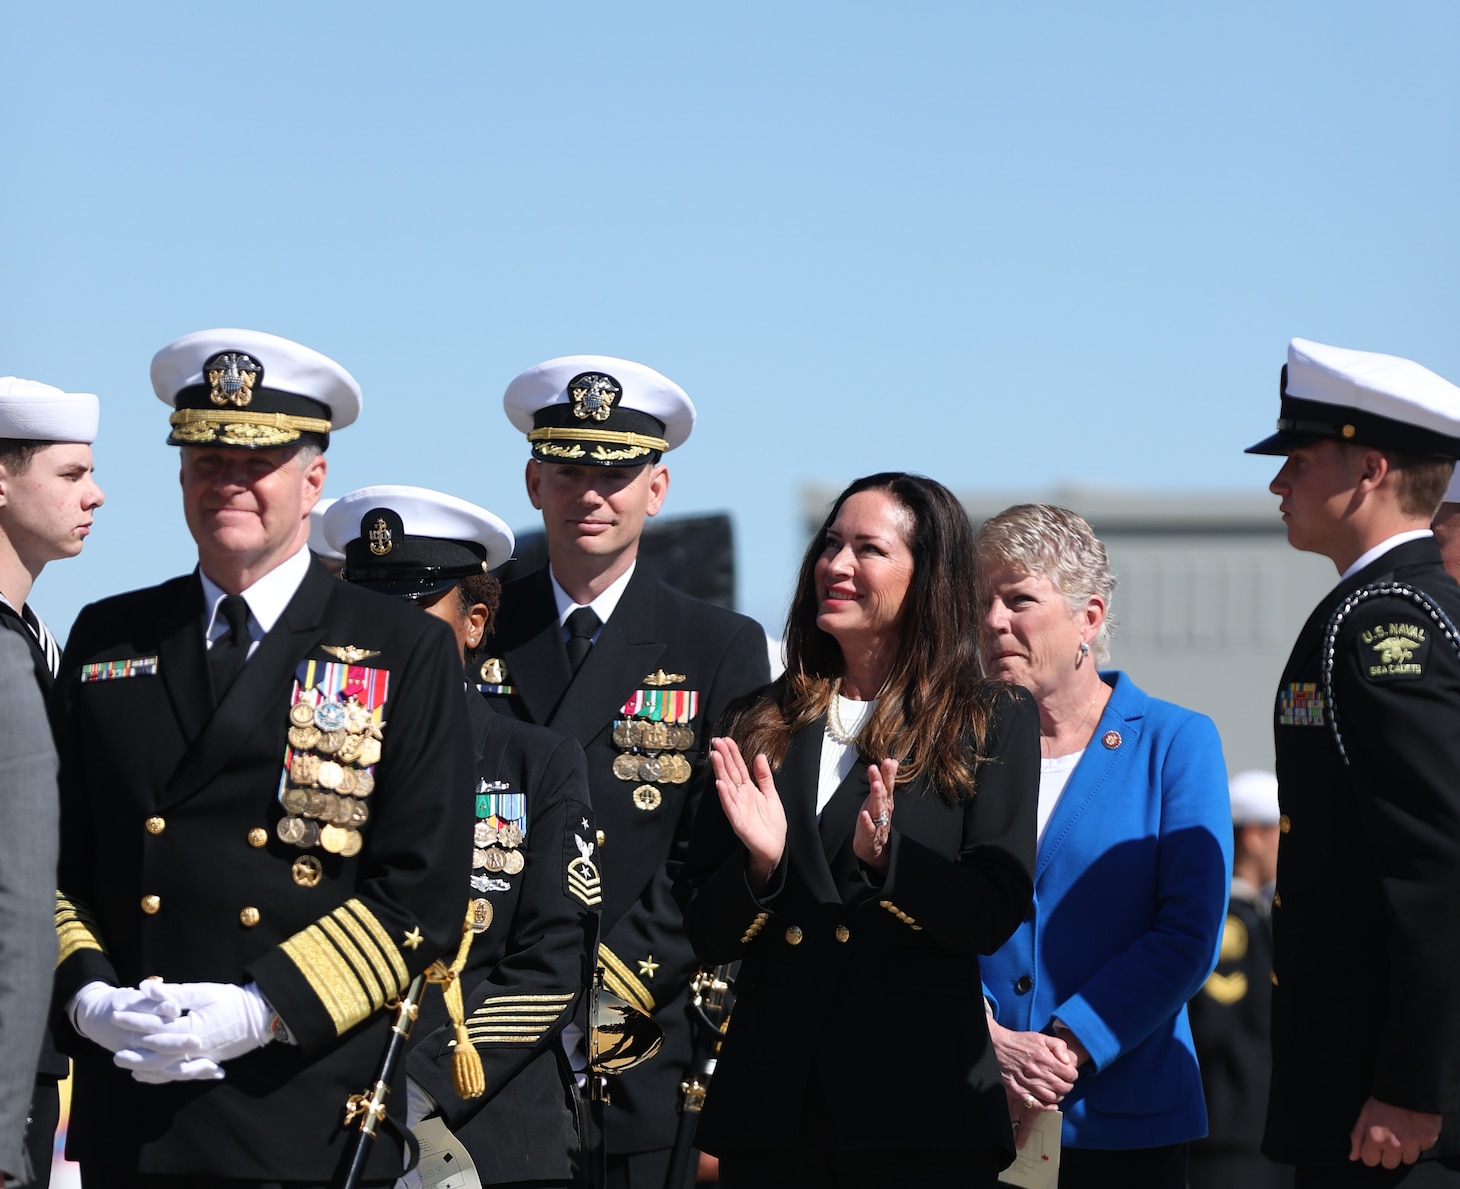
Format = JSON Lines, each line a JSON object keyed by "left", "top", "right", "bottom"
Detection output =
{"left": 982, "top": 671, "right": 1232, "bottom": 1150}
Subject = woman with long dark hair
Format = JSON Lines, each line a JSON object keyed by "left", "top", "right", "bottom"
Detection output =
{"left": 674, "top": 472, "right": 1039, "bottom": 1188}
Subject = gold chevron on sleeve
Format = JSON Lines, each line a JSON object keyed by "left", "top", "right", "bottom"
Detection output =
{"left": 1202, "top": 969, "right": 1249, "bottom": 1005}
{"left": 599, "top": 946, "right": 656, "bottom": 1014}
{"left": 279, "top": 898, "right": 411, "bottom": 1036}
{"left": 465, "top": 992, "right": 574, "bottom": 1045}
{"left": 56, "top": 891, "right": 104, "bottom": 966}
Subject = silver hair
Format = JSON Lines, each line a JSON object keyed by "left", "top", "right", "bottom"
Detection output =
{"left": 972, "top": 503, "right": 1118, "bottom": 666}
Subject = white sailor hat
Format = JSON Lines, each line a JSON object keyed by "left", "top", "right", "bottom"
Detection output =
{"left": 1229, "top": 770, "right": 1280, "bottom": 826}
{"left": 1246, "top": 338, "right": 1460, "bottom": 459}
{"left": 0, "top": 377, "right": 99, "bottom": 444}
{"left": 151, "top": 328, "right": 361, "bottom": 451}
{"left": 324, "top": 484, "right": 515, "bottom": 600}
{"left": 504, "top": 354, "right": 695, "bottom": 467}
{"left": 308, "top": 497, "right": 344, "bottom": 562}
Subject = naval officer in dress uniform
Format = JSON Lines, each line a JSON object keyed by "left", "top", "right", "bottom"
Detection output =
{"left": 324, "top": 485, "right": 599, "bottom": 1188}
{"left": 50, "top": 329, "right": 474, "bottom": 1187}
{"left": 485, "top": 356, "right": 770, "bottom": 1189}
{"left": 1247, "top": 338, "right": 1460, "bottom": 1186}
{"left": 0, "top": 375, "right": 105, "bottom": 1186}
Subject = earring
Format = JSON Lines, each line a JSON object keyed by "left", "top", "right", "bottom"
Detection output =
{"left": 1079, "top": 641, "right": 1090, "bottom": 657}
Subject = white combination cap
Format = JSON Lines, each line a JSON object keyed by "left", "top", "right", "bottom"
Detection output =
{"left": 309, "top": 497, "right": 344, "bottom": 562}
{"left": 152, "top": 328, "right": 361, "bottom": 450}
{"left": 1229, "top": 769, "right": 1280, "bottom": 825}
{"left": 0, "top": 376, "right": 99, "bottom": 444}
{"left": 504, "top": 354, "right": 695, "bottom": 467}
{"left": 324, "top": 484, "right": 514, "bottom": 600}
{"left": 1246, "top": 337, "right": 1460, "bottom": 459}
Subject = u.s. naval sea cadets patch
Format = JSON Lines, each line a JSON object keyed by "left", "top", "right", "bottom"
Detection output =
{"left": 1279, "top": 683, "right": 1326, "bottom": 726}
{"left": 1361, "top": 620, "right": 1428, "bottom": 681}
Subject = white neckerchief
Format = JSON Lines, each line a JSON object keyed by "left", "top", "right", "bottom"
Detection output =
{"left": 200, "top": 546, "right": 312, "bottom": 657}
{"left": 817, "top": 695, "right": 877, "bottom": 816}
{"left": 1340, "top": 529, "right": 1433, "bottom": 581}
{"left": 0, "top": 591, "right": 60, "bottom": 677}
{"left": 549, "top": 562, "right": 636, "bottom": 644}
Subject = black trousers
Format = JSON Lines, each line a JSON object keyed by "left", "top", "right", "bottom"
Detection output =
{"left": 1057, "top": 1142, "right": 1187, "bottom": 1189}
{"left": 23, "top": 1077, "right": 60, "bottom": 1189}
{"left": 79, "top": 1172, "right": 397, "bottom": 1189}
{"left": 1294, "top": 1158, "right": 1460, "bottom": 1188}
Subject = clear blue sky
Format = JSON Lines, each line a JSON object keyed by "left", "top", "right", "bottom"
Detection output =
{"left": 3, "top": 2, "right": 1457, "bottom": 638}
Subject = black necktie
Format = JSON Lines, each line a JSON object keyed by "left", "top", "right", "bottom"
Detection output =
{"left": 564, "top": 607, "right": 601, "bottom": 675}
{"left": 209, "top": 595, "right": 251, "bottom": 700}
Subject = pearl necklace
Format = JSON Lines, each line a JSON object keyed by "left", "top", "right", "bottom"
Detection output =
{"left": 827, "top": 678, "right": 876, "bottom": 745}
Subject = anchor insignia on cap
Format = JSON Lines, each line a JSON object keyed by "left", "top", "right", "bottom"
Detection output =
{"left": 368, "top": 517, "right": 393, "bottom": 556}
{"left": 205, "top": 352, "right": 260, "bottom": 408}
{"left": 569, "top": 372, "right": 620, "bottom": 423}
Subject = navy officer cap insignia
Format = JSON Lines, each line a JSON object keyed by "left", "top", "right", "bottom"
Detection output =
{"left": 152, "top": 328, "right": 361, "bottom": 451}
{"left": 1246, "top": 337, "right": 1460, "bottom": 460}
{"left": 504, "top": 354, "right": 696, "bottom": 467}
{"left": 325, "top": 484, "right": 515, "bottom": 602}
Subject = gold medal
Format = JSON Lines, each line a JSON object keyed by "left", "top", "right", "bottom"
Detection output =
{"left": 287, "top": 724, "right": 321, "bottom": 750}
{"left": 671, "top": 725, "right": 695, "bottom": 750}
{"left": 296, "top": 819, "right": 321, "bottom": 848}
{"left": 640, "top": 720, "right": 670, "bottom": 751}
{"left": 472, "top": 847, "right": 491, "bottom": 869}
{"left": 348, "top": 800, "right": 369, "bottom": 827}
{"left": 290, "top": 701, "right": 317, "bottom": 727}
{"left": 482, "top": 847, "right": 509, "bottom": 873}
{"left": 353, "top": 770, "right": 375, "bottom": 796}
{"left": 337, "top": 767, "right": 359, "bottom": 796}
{"left": 344, "top": 700, "right": 371, "bottom": 734}
{"left": 633, "top": 784, "right": 662, "bottom": 811}
{"left": 667, "top": 754, "right": 693, "bottom": 784}
{"left": 304, "top": 790, "right": 330, "bottom": 819}
{"left": 316, "top": 761, "right": 345, "bottom": 790}
{"left": 337, "top": 733, "right": 365, "bottom": 764}
{"left": 340, "top": 828, "right": 364, "bottom": 857}
{"left": 292, "top": 855, "right": 323, "bottom": 887}
{"left": 638, "top": 756, "right": 663, "bottom": 782}
{"left": 290, "top": 753, "right": 321, "bottom": 786}
{"left": 469, "top": 897, "right": 494, "bottom": 934}
{"left": 503, "top": 850, "right": 525, "bottom": 875}
{"left": 499, "top": 823, "right": 524, "bottom": 849}
{"left": 282, "top": 786, "right": 311, "bottom": 815}
{"left": 320, "top": 824, "right": 349, "bottom": 854}
{"left": 612, "top": 753, "right": 641, "bottom": 781}
{"left": 277, "top": 816, "right": 309, "bottom": 845}
{"left": 332, "top": 797, "right": 357, "bottom": 826}
{"left": 612, "top": 720, "right": 637, "bottom": 749}
{"left": 316, "top": 729, "right": 348, "bottom": 756}
{"left": 357, "top": 738, "right": 382, "bottom": 767}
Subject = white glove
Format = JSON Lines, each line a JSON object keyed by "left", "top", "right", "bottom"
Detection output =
{"left": 113, "top": 1047, "right": 225, "bottom": 1084}
{"left": 69, "top": 980, "right": 183, "bottom": 1054}
{"left": 123, "top": 979, "right": 278, "bottom": 1065}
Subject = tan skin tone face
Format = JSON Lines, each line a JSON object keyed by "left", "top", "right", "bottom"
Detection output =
{"left": 0, "top": 442, "right": 105, "bottom": 569}
{"left": 525, "top": 459, "right": 668, "bottom": 576}
{"left": 419, "top": 587, "right": 488, "bottom": 666}
{"left": 1432, "top": 502, "right": 1460, "bottom": 582}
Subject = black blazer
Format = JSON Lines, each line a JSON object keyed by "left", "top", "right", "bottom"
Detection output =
{"left": 1265, "top": 536, "right": 1460, "bottom": 1165}
{"left": 482, "top": 562, "right": 770, "bottom": 1150}
{"left": 674, "top": 682, "right": 1038, "bottom": 1160}
{"left": 407, "top": 693, "right": 597, "bottom": 1185}
{"left": 51, "top": 559, "right": 474, "bottom": 1181}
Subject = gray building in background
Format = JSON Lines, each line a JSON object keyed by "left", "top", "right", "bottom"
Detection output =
{"left": 803, "top": 485, "right": 1338, "bottom": 774}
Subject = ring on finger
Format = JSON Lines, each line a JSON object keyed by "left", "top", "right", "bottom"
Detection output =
{"left": 1024, "top": 1094, "right": 1037, "bottom": 1110}
{"left": 872, "top": 812, "right": 891, "bottom": 827}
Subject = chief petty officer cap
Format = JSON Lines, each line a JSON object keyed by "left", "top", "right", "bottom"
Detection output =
{"left": 323, "top": 484, "right": 515, "bottom": 601}
{"left": 503, "top": 354, "right": 696, "bottom": 467}
{"left": 308, "top": 497, "right": 344, "bottom": 563}
{"left": 1246, "top": 337, "right": 1460, "bottom": 459}
{"left": 1229, "top": 769, "right": 1280, "bottom": 826}
{"left": 151, "top": 328, "right": 361, "bottom": 451}
{"left": 0, "top": 376, "right": 99, "bottom": 443}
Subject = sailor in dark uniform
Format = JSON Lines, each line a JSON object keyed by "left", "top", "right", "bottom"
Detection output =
{"left": 1247, "top": 338, "right": 1460, "bottom": 1186}
{"left": 485, "top": 356, "right": 770, "bottom": 1189}
{"left": 51, "top": 329, "right": 474, "bottom": 1187}
{"left": 324, "top": 484, "right": 599, "bottom": 1189}
{"left": 0, "top": 374, "right": 105, "bottom": 1186}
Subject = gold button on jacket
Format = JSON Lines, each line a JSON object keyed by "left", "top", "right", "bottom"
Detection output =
{"left": 145, "top": 816, "right": 166, "bottom": 835}
{"left": 141, "top": 895, "right": 161, "bottom": 915}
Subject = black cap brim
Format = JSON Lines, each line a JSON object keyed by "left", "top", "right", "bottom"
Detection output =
{"left": 1244, "top": 429, "right": 1323, "bottom": 456}
{"left": 347, "top": 576, "right": 462, "bottom": 602}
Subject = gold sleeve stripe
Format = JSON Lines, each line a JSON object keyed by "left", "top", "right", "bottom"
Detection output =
{"left": 317, "top": 915, "right": 387, "bottom": 1008}
{"left": 341, "top": 899, "right": 409, "bottom": 989}
{"left": 56, "top": 892, "right": 104, "bottom": 966}
{"left": 280, "top": 925, "right": 375, "bottom": 1035}
{"left": 600, "top": 947, "right": 656, "bottom": 1014}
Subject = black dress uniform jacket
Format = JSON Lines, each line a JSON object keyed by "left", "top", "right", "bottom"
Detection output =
{"left": 673, "top": 682, "right": 1038, "bottom": 1163}
{"left": 408, "top": 692, "right": 597, "bottom": 1185}
{"left": 1265, "top": 536, "right": 1460, "bottom": 1165}
{"left": 50, "top": 559, "right": 474, "bottom": 1182}
{"left": 483, "top": 563, "right": 769, "bottom": 1153}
